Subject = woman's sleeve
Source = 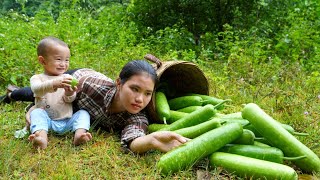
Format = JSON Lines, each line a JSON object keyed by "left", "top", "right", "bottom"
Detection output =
{"left": 120, "top": 112, "right": 149, "bottom": 151}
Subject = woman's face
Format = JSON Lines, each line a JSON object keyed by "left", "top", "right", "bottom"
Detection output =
{"left": 118, "top": 72, "right": 155, "bottom": 114}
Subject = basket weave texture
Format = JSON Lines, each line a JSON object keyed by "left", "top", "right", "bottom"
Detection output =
{"left": 146, "top": 60, "right": 209, "bottom": 123}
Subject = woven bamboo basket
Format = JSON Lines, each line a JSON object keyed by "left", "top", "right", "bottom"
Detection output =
{"left": 144, "top": 54, "right": 209, "bottom": 123}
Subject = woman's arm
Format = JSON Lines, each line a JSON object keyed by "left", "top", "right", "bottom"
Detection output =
{"left": 121, "top": 112, "right": 188, "bottom": 154}
{"left": 129, "top": 131, "right": 188, "bottom": 154}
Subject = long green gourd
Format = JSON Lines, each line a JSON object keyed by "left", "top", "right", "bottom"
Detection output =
{"left": 167, "top": 110, "right": 188, "bottom": 124}
{"left": 210, "top": 152, "right": 298, "bottom": 180}
{"left": 168, "top": 95, "right": 204, "bottom": 110}
{"left": 155, "top": 91, "right": 170, "bottom": 124}
{"left": 148, "top": 123, "right": 168, "bottom": 133}
{"left": 148, "top": 111, "right": 233, "bottom": 133}
{"left": 242, "top": 103, "right": 320, "bottom": 173}
{"left": 157, "top": 123, "right": 243, "bottom": 175}
{"left": 219, "top": 112, "right": 242, "bottom": 119}
{"left": 173, "top": 117, "right": 222, "bottom": 138}
{"left": 232, "top": 129, "right": 255, "bottom": 145}
{"left": 187, "top": 93, "right": 226, "bottom": 110}
{"left": 176, "top": 105, "right": 203, "bottom": 113}
{"left": 253, "top": 140, "right": 271, "bottom": 147}
{"left": 223, "top": 119, "right": 250, "bottom": 126}
{"left": 219, "top": 144, "right": 306, "bottom": 164}
{"left": 244, "top": 123, "right": 309, "bottom": 137}
{"left": 160, "top": 100, "right": 229, "bottom": 131}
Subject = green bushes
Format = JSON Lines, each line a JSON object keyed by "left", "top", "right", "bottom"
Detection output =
{"left": 0, "top": 0, "right": 319, "bottom": 92}
{"left": 0, "top": 4, "right": 144, "bottom": 87}
{"left": 274, "top": 1, "right": 320, "bottom": 72}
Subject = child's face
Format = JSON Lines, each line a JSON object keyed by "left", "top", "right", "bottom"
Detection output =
{"left": 41, "top": 44, "right": 70, "bottom": 76}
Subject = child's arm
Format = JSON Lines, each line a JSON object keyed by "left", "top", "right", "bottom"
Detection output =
{"left": 31, "top": 74, "right": 73, "bottom": 97}
{"left": 30, "top": 75, "right": 57, "bottom": 97}
{"left": 63, "top": 86, "right": 77, "bottom": 102}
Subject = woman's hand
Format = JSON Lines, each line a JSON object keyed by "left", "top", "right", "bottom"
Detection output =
{"left": 129, "top": 131, "right": 189, "bottom": 154}
{"left": 150, "top": 131, "right": 189, "bottom": 152}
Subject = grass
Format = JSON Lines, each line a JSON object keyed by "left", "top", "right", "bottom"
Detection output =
{"left": 0, "top": 59, "right": 320, "bottom": 179}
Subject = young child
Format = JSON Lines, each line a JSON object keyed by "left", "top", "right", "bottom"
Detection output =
{"left": 28, "top": 37, "right": 92, "bottom": 149}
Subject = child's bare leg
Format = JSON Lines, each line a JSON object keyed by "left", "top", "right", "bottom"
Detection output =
{"left": 73, "top": 128, "right": 92, "bottom": 146}
{"left": 28, "top": 130, "right": 48, "bottom": 149}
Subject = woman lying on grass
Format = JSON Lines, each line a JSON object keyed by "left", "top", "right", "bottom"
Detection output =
{"left": 1, "top": 59, "right": 188, "bottom": 153}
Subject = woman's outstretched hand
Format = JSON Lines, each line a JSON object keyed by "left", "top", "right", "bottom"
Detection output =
{"left": 130, "top": 131, "right": 189, "bottom": 154}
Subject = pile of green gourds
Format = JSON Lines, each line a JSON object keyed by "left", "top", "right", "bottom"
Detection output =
{"left": 151, "top": 91, "right": 320, "bottom": 180}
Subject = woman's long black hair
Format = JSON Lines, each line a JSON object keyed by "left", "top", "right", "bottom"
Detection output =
{"left": 119, "top": 60, "right": 158, "bottom": 85}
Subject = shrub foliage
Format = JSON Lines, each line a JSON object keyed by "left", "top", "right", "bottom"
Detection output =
{"left": 0, "top": 0, "right": 319, "bottom": 86}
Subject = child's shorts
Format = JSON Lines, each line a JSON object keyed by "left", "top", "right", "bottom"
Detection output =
{"left": 30, "top": 108, "right": 90, "bottom": 134}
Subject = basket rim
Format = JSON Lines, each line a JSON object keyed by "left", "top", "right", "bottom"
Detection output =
{"left": 147, "top": 60, "right": 209, "bottom": 123}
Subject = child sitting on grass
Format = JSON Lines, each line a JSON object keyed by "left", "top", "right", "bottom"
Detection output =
{"left": 28, "top": 36, "right": 92, "bottom": 149}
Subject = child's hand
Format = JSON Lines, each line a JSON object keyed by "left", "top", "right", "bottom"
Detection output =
{"left": 63, "top": 75, "right": 78, "bottom": 96}
{"left": 52, "top": 74, "right": 73, "bottom": 89}
{"left": 64, "top": 85, "right": 77, "bottom": 96}
{"left": 53, "top": 74, "right": 72, "bottom": 89}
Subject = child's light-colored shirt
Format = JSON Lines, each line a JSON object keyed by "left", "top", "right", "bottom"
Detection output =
{"left": 30, "top": 73, "right": 76, "bottom": 120}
